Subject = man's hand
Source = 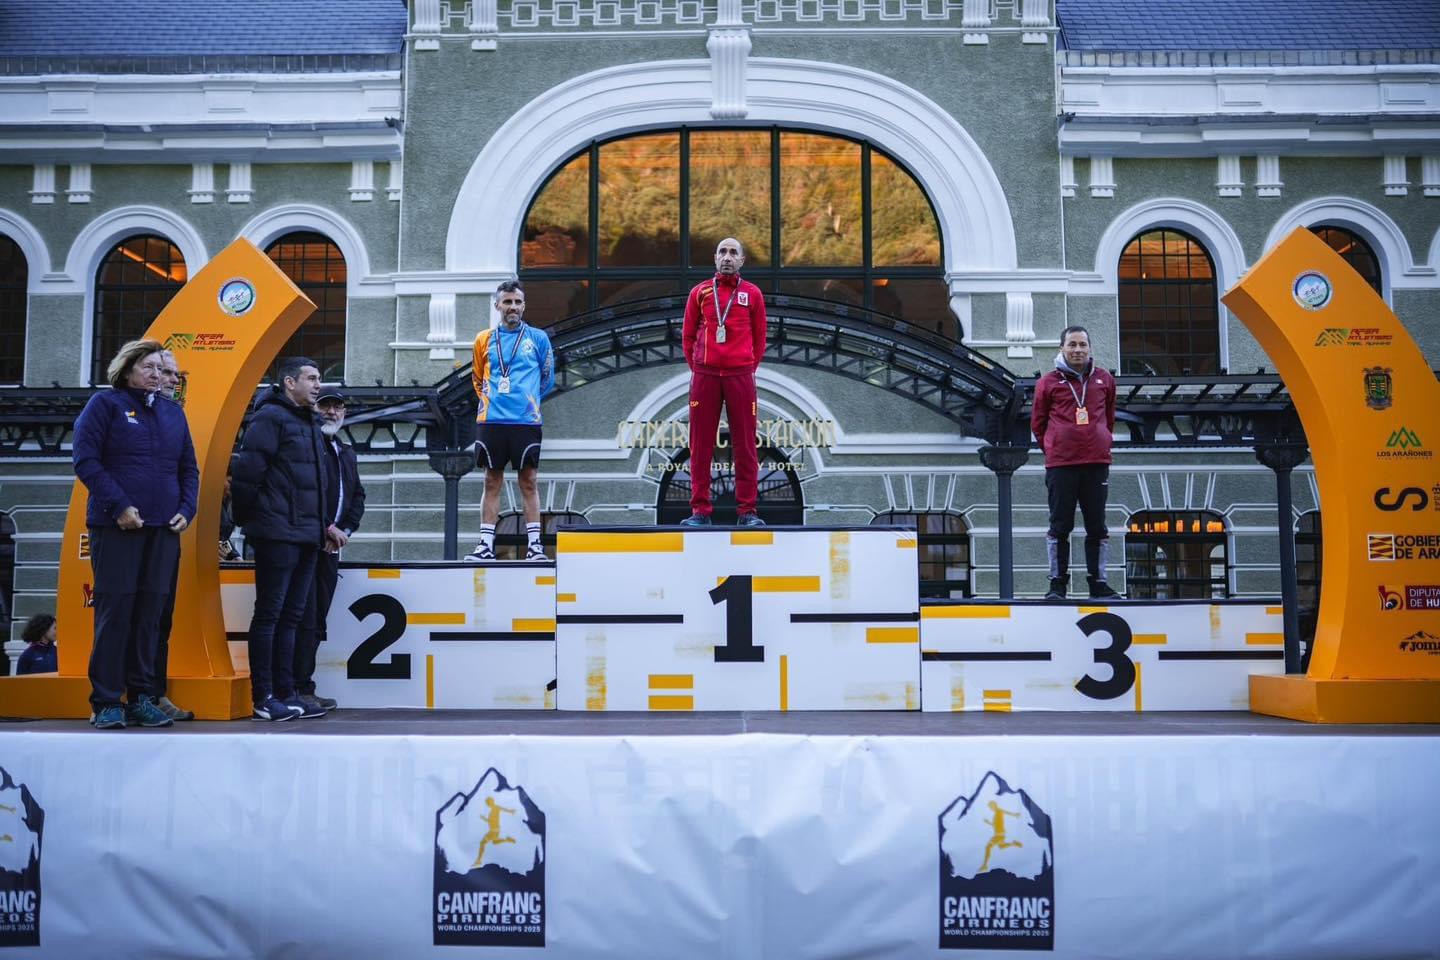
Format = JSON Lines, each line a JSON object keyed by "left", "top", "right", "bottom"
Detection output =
{"left": 117, "top": 506, "right": 143, "bottom": 530}
{"left": 326, "top": 524, "right": 349, "bottom": 552}
{"left": 168, "top": 513, "right": 189, "bottom": 533}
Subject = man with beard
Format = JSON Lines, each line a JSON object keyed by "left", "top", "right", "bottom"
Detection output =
{"left": 291, "top": 389, "right": 366, "bottom": 713}
{"left": 466, "top": 279, "right": 555, "bottom": 561}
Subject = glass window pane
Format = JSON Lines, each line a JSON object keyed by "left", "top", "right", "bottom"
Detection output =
{"left": 597, "top": 277, "right": 689, "bottom": 309}
{"left": 777, "top": 276, "right": 863, "bottom": 305}
{"left": 266, "top": 232, "right": 347, "bottom": 379}
{"left": 523, "top": 153, "right": 590, "bottom": 269}
{"left": 598, "top": 134, "right": 680, "bottom": 267}
{"left": 523, "top": 279, "right": 590, "bottom": 324}
{"left": 871, "top": 277, "right": 954, "bottom": 339}
{"left": 0, "top": 235, "right": 26, "bottom": 383}
{"left": 871, "top": 152, "right": 940, "bottom": 266}
{"left": 780, "top": 133, "right": 862, "bottom": 267}
{"left": 92, "top": 234, "right": 187, "bottom": 384}
{"left": 688, "top": 130, "right": 772, "bottom": 268}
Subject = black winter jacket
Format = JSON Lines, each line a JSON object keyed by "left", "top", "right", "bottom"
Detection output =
{"left": 231, "top": 388, "right": 330, "bottom": 546}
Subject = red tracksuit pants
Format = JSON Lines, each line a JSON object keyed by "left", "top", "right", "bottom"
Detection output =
{"left": 688, "top": 369, "right": 758, "bottom": 516}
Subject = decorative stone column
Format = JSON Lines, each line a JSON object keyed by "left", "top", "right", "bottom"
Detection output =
{"left": 979, "top": 444, "right": 1032, "bottom": 599}
{"left": 708, "top": 0, "right": 750, "bottom": 119}
{"left": 427, "top": 294, "right": 457, "bottom": 361}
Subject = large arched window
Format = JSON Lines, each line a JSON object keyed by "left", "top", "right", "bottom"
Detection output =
{"left": 92, "top": 234, "right": 187, "bottom": 384}
{"left": 872, "top": 511, "right": 970, "bottom": 599}
{"left": 1309, "top": 225, "right": 1382, "bottom": 295}
{"left": 519, "top": 128, "right": 950, "bottom": 335}
{"left": 265, "top": 231, "right": 347, "bottom": 380}
{"left": 0, "top": 236, "right": 26, "bottom": 384}
{"left": 1124, "top": 509, "right": 1228, "bottom": 600}
{"left": 1117, "top": 229, "right": 1220, "bottom": 376}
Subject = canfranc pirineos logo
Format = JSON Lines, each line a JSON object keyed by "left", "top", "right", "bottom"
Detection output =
{"left": 939, "top": 772, "right": 1054, "bottom": 951}
{"left": 0, "top": 767, "right": 43, "bottom": 948}
{"left": 433, "top": 768, "right": 545, "bottom": 947}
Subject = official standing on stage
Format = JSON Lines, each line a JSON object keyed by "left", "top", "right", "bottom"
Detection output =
{"left": 231, "top": 357, "right": 330, "bottom": 720}
{"left": 73, "top": 339, "right": 198, "bottom": 729}
{"left": 147, "top": 349, "right": 194, "bottom": 721}
{"left": 681, "top": 237, "right": 767, "bottom": 527}
{"left": 465, "top": 280, "right": 555, "bottom": 561}
{"left": 292, "top": 389, "right": 366, "bottom": 713}
{"left": 1031, "top": 325, "right": 1122, "bottom": 601}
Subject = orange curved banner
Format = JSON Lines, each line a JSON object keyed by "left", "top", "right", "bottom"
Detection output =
{"left": 1224, "top": 228, "right": 1440, "bottom": 708}
{"left": 55, "top": 239, "right": 314, "bottom": 687}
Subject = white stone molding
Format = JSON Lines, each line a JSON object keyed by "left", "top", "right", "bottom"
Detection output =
{"left": 470, "top": 0, "right": 499, "bottom": 50}
{"left": 66, "top": 163, "right": 92, "bottom": 204}
{"left": 1060, "top": 155, "right": 1076, "bottom": 198}
{"left": 1020, "top": 0, "right": 1050, "bottom": 43}
{"left": 948, "top": 292, "right": 972, "bottom": 342}
{"left": 226, "top": 161, "right": 253, "bottom": 204}
{"left": 1255, "top": 155, "right": 1282, "bottom": 198}
{"left": 1004, "top": 291, "right": 1035, "bottom": 358}
{"left": 349, "top": 160, "right": 375, "bottom": 201}
{"left": 1074, "top": 197, "right": 1247, "bottom": 300}
{"left": 29, "top": 164, "right": 55, "bottom": 204}
{"left": 707, "top": 0, "right": 751, "bottom": 119}
{"left": 445, "top": 58, "right": 1018, "bottom": 277}
{"left": 413, "top": 0, "right": 442, "bottom": 49}
{"left": 387, "top": 158, "right": 404, "bottom": 201}
{"left": 1383, "top": 155, "right": 1410, "bottom": 196}
{"left": 0, "top": 208, "right": 54, "bottom": 292}
{"left": 1215, "top": 155, "right": 1242, "bottom": 197}
{"left": 188, "top": 162, "right": 215, "bottom": 204}
{"left": 1262, "top": 196, "right": 1436, "bottom": 296}
{"left": 63, "top": 206, "right": 209, "bottom": 381}
{"left": 238, "top": 202, "right": 383, "bottom": 298}
{"left": 962, "top": 0, "right": 990, "bottom": 43}
{"left": 427, "top": 294, "right": 458, "bottom": 360}
{"left": 1088, "top": 155, "right": 1114, "bottom": 198}
{"left": 1423, "top": 155, "right": 1440, "bottom": 197}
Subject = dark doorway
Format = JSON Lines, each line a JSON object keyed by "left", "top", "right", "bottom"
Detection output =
{"left": 655, "top": 438, "right": 804, "bottom": 525}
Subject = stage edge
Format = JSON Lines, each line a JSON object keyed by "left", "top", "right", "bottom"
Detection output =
{"left": 1249, "top": 674, "right": 1440, "bottom": 723}
{"left": 0, "top": 674, "right": 254, "bottom": 721}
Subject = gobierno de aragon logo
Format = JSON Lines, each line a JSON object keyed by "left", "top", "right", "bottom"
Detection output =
{"left": 939, "top": 772, "right": 1054, "bottom": 951}
{"left": 433, "top": 768, "right": 545, "bottom": 947}
{"left": 0, "top": 767, "right": 43, "bottom": 948}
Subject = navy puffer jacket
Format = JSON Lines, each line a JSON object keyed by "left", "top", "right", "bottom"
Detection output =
{"left": 231, "top": 388, "right": 330, "bottom": 546}
{"left": 73, "top": 387, "right": 199, "bottom": 528}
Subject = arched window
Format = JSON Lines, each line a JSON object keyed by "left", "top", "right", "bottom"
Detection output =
{"left": 654, "top": 437, "right": 805, "bottom": 527}
{"left": 1117, "top": 229, "right": 1220, "bottom": 376}
{"left": 0, "top": 236, "right": 26, "bottom": 384}
{"left": 265, "top": 232, "right": 347, "bottom": 380}
{"left": 92, "top": 234, "right": 186, "bottom": 384}
{"left": 873, "top": 511, "right": 970, "bottom": 599}
{"left": 494, "top": 511, "right": 590, "bottom": 561}
{"left": 1309, "top": 225, "right": 1382, "bottom": 295}
{"left": 1124, "top": 509, "right": 1228, "bottom": 600}
{"left": 520, "top": 128, "right": 950, "bottom": 335}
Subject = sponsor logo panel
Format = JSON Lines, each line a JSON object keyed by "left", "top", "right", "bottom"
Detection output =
{"left": 1398, "top": 631, "right": 1440, "bottom": 655}
{"left": 217, "top": 278, "right": 256, "bottom": 317}
{"left": 1367, "top": 534, "right": 1440, "bottom": 562}
{"left": 1313, "top": 327, "right": 1394, "bottom": 348}
{"left": 1378, "top": 427, "right": 1432, "bottom": 460}
{"left": 162, "top": 332, "right": 238, "bottom": 353}
{"left": 0, "top": 768, "right": 43, "bottom": 948}
{"left": 1292, "top": 271, "right": 1332, "bottom": 311}
{"left": 1373, "top": 486, "right": 1430, "bottom": 512}
{"left": 1362, "top": 367, "right": 1393, "bottom": 411}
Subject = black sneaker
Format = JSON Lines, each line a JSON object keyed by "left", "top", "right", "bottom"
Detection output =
{"left": 525, "top": 543, "right": 547, "bottom": 561}
{"left": 289, "top": 694, "right": 328, "bottom": 718}
{"left": 1088, "top": 579, "right": 1124, "bottom": 600}
{"left": 464, "top": 543, "right": 496, "bottom": 562}
{"left": 314, "top": 694, "right": 338, "bottom": 711}
{"left": 252, "top": 696, "right": 300, "bottom": 721}
{"left": 125, "top": 695, "right": 174, "bottom": 728}
{"left": 1044, "top": 577, "right": 1069, "bottom": 601}
{"left": 679, "top": 513, "right": 712, "bottom": 527}
{"left": 736, "top": 512, "right": 766, "bottom": 527}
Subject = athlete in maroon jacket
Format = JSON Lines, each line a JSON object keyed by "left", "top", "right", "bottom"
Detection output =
{"left": 680, "top": 237, "right": 767, "bottom": 526}
{"left": 1030, "top": 325, "right": 1122, "bottom": 600}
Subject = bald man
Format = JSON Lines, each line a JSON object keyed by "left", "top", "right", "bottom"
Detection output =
{"left": 680, "top": 237, "right": 767, "bottom": 526}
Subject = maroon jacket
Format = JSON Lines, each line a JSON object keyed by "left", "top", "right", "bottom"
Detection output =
{"left": 1031, "top": 355, "right": 1116, "bottom": 467}
{"left": 683, "top": 273, "right": 767, "bottom": 375}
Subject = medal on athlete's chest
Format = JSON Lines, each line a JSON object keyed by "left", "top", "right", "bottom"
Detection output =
{"left": 497, "top": 376, "right": 511, "bottom": 394}
{"left": 1075, "top": 406, "right": 1089, "bottom": 425}
{"left": 715, "top": 326, "right": 727, "bottom": 344}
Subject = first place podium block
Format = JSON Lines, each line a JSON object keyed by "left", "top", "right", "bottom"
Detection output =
{"left": 555, "top": 527, "right": 920, "bottom": 710}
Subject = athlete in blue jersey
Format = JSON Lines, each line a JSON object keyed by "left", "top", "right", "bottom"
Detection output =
{"left": 466, "top": 279, "right": 555, "bottom": 561}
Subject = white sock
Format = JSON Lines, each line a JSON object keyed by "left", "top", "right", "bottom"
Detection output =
{"left": 526, "top": 522, "right": 541, "bottom": 548}
{"left": 480, "top": 524, "right": 496, "bottom": 549}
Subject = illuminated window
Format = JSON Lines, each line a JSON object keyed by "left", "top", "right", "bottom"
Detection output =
{"left": 1117, "top": 229, "right": 1219, "bottom": 376}
{"left": 1309, "top": 225, "right": 1381, "bottom": 295}
{"left": 520, "top": 128, "right": 949, "bottom": 335}
{"left": 92, "top": 235, "right": 187, "bottom": 384}
{"left": 0, "top": 236, "right": 26, "bottom": 384}
{"left": 1124, "top": 509, "right": 1228, "bottom": 600}
{"left": 266, "top": 232, "right": 347, "bottom": 381}
{"left": 494, "top": 511, "right": 590, "bottom": 561}
{"left": 872, "top": 511, "right": 970, "bottom": 599}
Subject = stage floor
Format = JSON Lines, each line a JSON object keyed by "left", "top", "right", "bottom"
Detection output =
{"left": 4, "top": 708, "right": 1437, "bottom": 737}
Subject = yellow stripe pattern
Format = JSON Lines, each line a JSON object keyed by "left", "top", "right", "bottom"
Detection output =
{"left": 648, "top": 674, "right": 693, "bottom": 690}
{"left": 1132, "top": 633, "right": 1167, "bottom": 645}
{"left": 1246, "top": 633, "right": 1285, "bottom": 645}
{"left": 648, "top": 695, "right": 694, "bottom": 711}
{"left": 921, "top": 606, "right": 1010, "bottom": 619}
{"left": 426, "top": 654, "right": 435, "bottom": 709}
{"left": 779, "top": 655, "right": 789, "bottom": 711}
{"left": 556, "top": 593, "right": 577, "bottom": 603}
{"left": 561, "top": 532, "right": 684, "bottom": 553}
{"left": 535, "top": 575, "right": 556, "bottom": 586}
{"left": 408, "top": 612, "right": 466, "bottom": 625}
{"left": 730, "top": 531, "right": 773, "bottom": 545}
{"left": 867, "top": 626, "right": 919, "bottom": 644}
{"left": 513, "top": 618, "right": 556, "bottom": 632}
{"left": 368, "top": 569, "right": 402, "bottom": 579}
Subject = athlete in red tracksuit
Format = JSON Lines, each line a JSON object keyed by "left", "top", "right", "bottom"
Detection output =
{"left": 681, "top": 237, "right": 767, "bottom": 527}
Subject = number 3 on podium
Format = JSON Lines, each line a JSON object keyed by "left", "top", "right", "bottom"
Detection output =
{"left": 1075, "top": 611, "right": 1136, "bottom": 700}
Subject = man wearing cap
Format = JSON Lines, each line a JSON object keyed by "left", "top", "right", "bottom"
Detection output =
{"left": 681, "top": 237, "right": 767, "bottom": 527}
{"left": 291, "top": 388, "right": 366, "bottom": 713}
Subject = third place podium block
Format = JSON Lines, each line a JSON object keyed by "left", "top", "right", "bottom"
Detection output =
{"left": 554, "top": 527, "right": 920, "bottom": 710}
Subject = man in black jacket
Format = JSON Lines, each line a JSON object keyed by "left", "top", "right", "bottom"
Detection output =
{"left": 230, "top": 357, "right": 330, "bottom": 721}
{"left": 292, "top": 389, "right": 366, "bottom": 713}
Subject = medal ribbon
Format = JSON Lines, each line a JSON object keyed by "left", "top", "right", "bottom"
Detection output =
{"left": 495, "top": 322, "right": 526, "bottom": 383}
{"left": 711, "top": 280, "right": 738, "bottom": 337}
{"left": 1063, "top": 367, "right": 1089, "bottom": 413}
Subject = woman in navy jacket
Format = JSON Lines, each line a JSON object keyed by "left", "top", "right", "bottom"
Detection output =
{"left": 72, "top": 338, "right": 198, "bottom": 729}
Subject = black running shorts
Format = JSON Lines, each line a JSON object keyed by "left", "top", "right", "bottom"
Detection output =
{"left": 476, "top": 423, "right": 542, "bottom": 471}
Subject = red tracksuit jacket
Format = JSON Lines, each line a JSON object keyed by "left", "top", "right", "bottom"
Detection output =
{"left": 1030, "top": 357, "right": 1117, "bottom": 467}
{"left": 682, "top": 274, "right": 767, "bottom": 374}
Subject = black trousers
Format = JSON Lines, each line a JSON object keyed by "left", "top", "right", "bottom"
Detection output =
{"left": 152, "top": 553, "right": 180, "bottom": 696}
{"left": 294, "top": 550, "right": 339, "bottom": 695}
{"left": 87, "top": 526, "right": 180, "bottom": 709}
{"left": 1045, "top": 464, "right": 1110, "bottom": 580}
{"left": 248, "top": 538, "right": 318, "bottom": 705}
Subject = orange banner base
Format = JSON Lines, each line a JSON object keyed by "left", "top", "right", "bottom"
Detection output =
{"left": 0, "top": 674, "right": 255, "bottom": 721}
{"left": 1250, "top": 674, "right": 1440, "bottom": 724}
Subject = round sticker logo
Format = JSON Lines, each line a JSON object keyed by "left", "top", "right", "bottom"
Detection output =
{"left": 218, "top": 278, "right": 256, "bottom": 317}
{"left": 1292, "top": 271, "right": 1332, "bottom": 311}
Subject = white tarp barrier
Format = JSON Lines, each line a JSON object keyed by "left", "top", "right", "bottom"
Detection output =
{"left": 555, "top": 527, "right": 920, "bottom": 710}
{"left": 221, "top": 563, "right": 556, "bottom": 708}
{"left": 921, "top": 600, "right": 1287, "bottom": 711}
{"left": 0, "top": 731, "right": 1435, "bottom": 958}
